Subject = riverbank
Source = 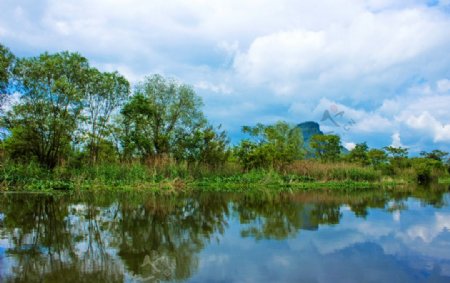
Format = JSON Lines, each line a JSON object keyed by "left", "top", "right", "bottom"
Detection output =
{"left": 1, "top": 161, "right": 443, "bottom": 193}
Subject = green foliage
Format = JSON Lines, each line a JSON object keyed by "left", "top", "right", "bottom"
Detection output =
{"left": 83, "top": 68, "right": 130, "bottom": 164}
{"left": 384, "top": 146, "right": 408, "bottom": 158}
{"left": 310, "top": 134, "right": 341, "bottom": 162}
{"left": 411, "top": 157, "right": 444, "bottom": 184}
{"left": 6, "top": 52, "right": 90, "bottom": 168}
{"left": 420, "top": 149, "right": 448, "bottom": 162}
{"left": 69, "top": 138, "right": 119, "bottom": 168}
{"left": 0, "top": 43, "right": 15, "bottom": 95}
{"left": 284, "top": 160, "right": 382, "bottom": 182}
{"left": 377, "top": 163, "right": 395, "bottom": 176}
{"left": 235, "top": 121, "right": 304, "bottom": 170}
{"left": 0, "top": 161, "right": 185, "bottom": 191}
{"left": 1, "top": 161, "right": 52, "bottom": 189}
{"left": 367, "top": 148, "right": 388, "bottom": 167}
{"left": 121, "top": 74, "right": 206, "bottom": 159}
{"left": 235, "top": 140, "right": 273, "bottom": 170}
{"left": 329, "top": 167, "right": 381, "bottom": 182}
{"left": 1, "top": 44, "right": 448, "bottom": 191}
{"left": 383, "top": 146, "right": 410, "bottom": 170}
{"left": 195, "top": 169, "right": 378, "bottom": 192}
{"left": 176, "top": 124, "right": 230, "bottom": 167}
{"left": 2, "top": 46, "right": 226, "bottom": 170}
{"left": 347, "top": 142, "right": 370, "bottom": 165}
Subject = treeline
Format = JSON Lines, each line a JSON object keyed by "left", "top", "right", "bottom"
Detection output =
{"left": 1, "top": 43, "right": 449, "bottom": 189}
{"left": 0, "top": 44, "right": 229, "bottom": 169}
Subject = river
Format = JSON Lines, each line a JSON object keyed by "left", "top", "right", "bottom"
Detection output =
{"left": 1, "top": 185, "right": 449, "bottom": 282}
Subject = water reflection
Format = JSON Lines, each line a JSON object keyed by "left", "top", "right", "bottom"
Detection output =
{"left": 0, "top": 185, "right": 449, "bottom": 282}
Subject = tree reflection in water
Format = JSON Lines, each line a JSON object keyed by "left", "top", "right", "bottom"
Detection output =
{"left": 0, "top": 194, "right": 123, "bottom": 282}
{"left": 0, "top": 184, "right": 448, "bottom": 282}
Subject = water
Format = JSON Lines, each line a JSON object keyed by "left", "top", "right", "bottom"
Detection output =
{"left": 0, "top": 186, "right": 450, "bottom": 282}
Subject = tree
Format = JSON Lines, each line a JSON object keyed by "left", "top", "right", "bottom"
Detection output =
{"left": 420, "top": 149, "right": 448, "bottom": 162}
{"left": 411, "top": 157, "right": 443, "bottom": 184}
{"left": 310, "top": 134, "right": 341, "bottom": 162}
{"left": 348, "top": 142, "right": 369, "bottom": 165}
{"left": 83, "top": 68, "right": 130, "bottom": 164}
{"left": 175, "top": 124, "right": 230, "bottom": 167}
{"left": 383, "top": 146, "right": 408, "bottom": 158}
{"left": 367, "top": 148, "right": 388, "bottom": 167}
{"left": 121, "top": 74, "right": 206, "bottom": 159}
{"left": 383, "top": 146, "right": 409, "bottom": 169}
{"left": 235, "top": 121, "right": 304, "bottom": 170}
{"left": 5, "top": 52, "right": 89, "bottom": 168}
{"left": 0, "top": 43, "right": 15, "bottom": 113}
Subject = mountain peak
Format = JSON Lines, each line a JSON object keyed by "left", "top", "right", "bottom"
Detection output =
{"left": 297, "top": 121, "right": 323, "bottom": 142}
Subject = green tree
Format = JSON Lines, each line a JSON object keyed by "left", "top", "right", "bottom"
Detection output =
{"left": 0, "top": 43, "right": 15, "bottom": 112}
{"left": 348, "top": 142, "right": 369, "bottom": 165}
{"left": 310, "top": 134, "right": 341, "bottom": 162}
{"left": 411, "top": 157, "right": 443, "bottom": 184}
{"left": 83, "top": 68, "right": 130, "bottom": 164}
{"left": 383, "top": 146, "right": 408, "bottom": 158}
{"left": 383, "top": 146, "right": 409, "bottom": 169}
{"left": 367, "top": 148, "right": 388, "bottom": 167}
{"left": 236, "top": 121, "right": 304, "bottom": 170}
{"left": 5, "top": 52, "right": 89, "bottom": 168}
{"left": 420, "top": 149, "right": 448, "bottom": 162}
{"left": 176, "top": 124, "right": 230, "bottom": 167}
{"left": 121, "top": 74, "right": 206, "bottom": 159}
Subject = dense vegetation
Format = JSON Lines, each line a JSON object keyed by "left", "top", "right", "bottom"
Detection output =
{"left": 1, "top": 43, "right": 449, "bottom": 192}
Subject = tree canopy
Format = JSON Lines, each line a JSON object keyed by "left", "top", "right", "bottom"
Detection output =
{"left": 121, "top": 74, "right": 206, "bottom": 160}
{"left": 348, "top": 142, "right": 369, "bottom": 165}
{"left": 0, "top": 43, "right": 15, "bottom": 112}
{"left": 83, "top": 68, "right": 130, "bottom": 164}
{"left": 310, "top": 134, "right": 341, "bottom": 162}
{"left": 236, "top": 121, "right": 304, "bottom": 170}
{"left": 5, "top": 52, "right": 90, "bottom": 168}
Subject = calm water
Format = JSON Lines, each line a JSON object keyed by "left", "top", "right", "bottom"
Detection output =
{"left": 1, "top": 186, "right": 450, "bottom": 283}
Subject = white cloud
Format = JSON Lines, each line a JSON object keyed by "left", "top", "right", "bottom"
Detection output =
{"left": 402, "top": 111, "right": 450, "bottom": 142}
{"left": 234, "top": 30, "right": 326, "bottom": 85}
{"left": 437, "top": 79, "right": 450, "bottom": 93}
{"left": 233, "top": 7, "right": 450, "bottom": 98}
{"left": 1, "top": 0, "right": 450, "bottom": 149}
{"left": 344, "top": 142, "right": 356, "bottom": 151}
{"left": 312, "top": 84, "right": 450, "bottom": 150}
{"left": 400, "top": 212, "right": 450, "bottom": 246}
{"left": 353, "top": 115, "right": 393, "bottom": 133}
{"left": 200, "top": 254, "right": 230, "bottom": 268}
{"left": 391, "top": 132, "right": 404, "bottom": 147}
{"left": 194, "top": 81, "right": 233, "bottom": 94}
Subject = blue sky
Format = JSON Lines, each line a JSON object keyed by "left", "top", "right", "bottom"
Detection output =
{"left": 1, "top": 0, "right": 450, "bottom": 153}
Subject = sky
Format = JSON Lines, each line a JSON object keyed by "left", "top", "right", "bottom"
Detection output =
{"left": 1, "top": 0, "right": 450, "bottom": 153}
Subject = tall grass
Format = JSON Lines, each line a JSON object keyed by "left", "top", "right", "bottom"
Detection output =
{"left": 0, "top": 158, "right": 243, "bottom": 191}
{"left": 0, "top": 158, "right": 426, "bottom": 192}
{"left": 283, "top": 160, "right": 381, "bottom": 182}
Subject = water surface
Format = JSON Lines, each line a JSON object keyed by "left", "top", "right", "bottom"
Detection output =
{"left": 1, "top": 186, "right": 450, "bottom": 282}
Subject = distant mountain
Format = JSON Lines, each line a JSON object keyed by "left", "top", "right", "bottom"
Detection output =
{"left": 297, "top": 121, "right": 348, "bottom": 157}
{"left": 297, "top": 121, "right": 323, "bottom": 144}
{"left": 297, "top": 121, "right": 323, "bottom": 157}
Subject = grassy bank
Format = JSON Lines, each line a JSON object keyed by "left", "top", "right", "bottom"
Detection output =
{"left": 439, "top": 177, "right": 450, "bottom": 184}
{"left": 0, "top": 160, "right": 432, "bottom": 193}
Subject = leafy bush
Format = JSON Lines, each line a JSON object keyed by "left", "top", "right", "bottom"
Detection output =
{"left": 411, "top": 158, "right": 444, "bottom": 184}
{"left": 236, "top": 121, "right": 304, "bottom": 170}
